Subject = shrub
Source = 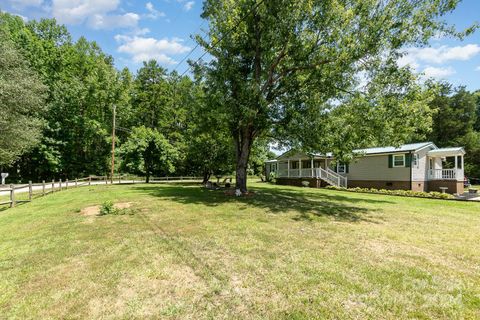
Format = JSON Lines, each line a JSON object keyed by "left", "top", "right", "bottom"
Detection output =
{"left": 301, "top": 180, "right": 310, "bottom": 187}
{"left": 269, "top": 172, "right": 277, "bottom": 183}
{"left": 325, "top": 185, "right": 454, "bottom": 199}
{"left": 99, "top": 201, "right": 117, "bottom": 215}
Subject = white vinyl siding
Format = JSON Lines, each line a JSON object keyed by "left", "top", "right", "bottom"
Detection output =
{"left": 346, "top": 154, "right": 410, "bottom": 181}
{"left": 411, "top": 147, "right": 431, "bottom": 182}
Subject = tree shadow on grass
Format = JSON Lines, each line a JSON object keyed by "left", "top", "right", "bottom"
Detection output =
{"left": 133, "top": 183, "right": 392, "bottom": 223}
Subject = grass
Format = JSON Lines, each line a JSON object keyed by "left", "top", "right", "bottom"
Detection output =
{"left": 0, "top": 181, "right": 479, "bottom": 319}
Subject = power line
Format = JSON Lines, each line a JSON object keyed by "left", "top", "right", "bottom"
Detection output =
{"left": 172, "top": 20, "right": 207, "bottom": 73}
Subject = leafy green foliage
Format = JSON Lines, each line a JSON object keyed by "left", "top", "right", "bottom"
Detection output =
{"left": 198, "top": 0, "right": 468, "bottom": 191}
{"left": 325, "top": 185, "right": 454, "bottom": 199}
{"left": 119, "top": 126, "right": 178, "bottom": 182}
{"left": 99, "top": 201, "right": 116, "bottom": 216}
{"left": 428, "top": 83, "right": 480, "bottom": 178}
{"left": 0, "top": 33, "right": 46, "bottom": 167}
{"left": 0, "top": 13, "right": 125, "bottom": 180}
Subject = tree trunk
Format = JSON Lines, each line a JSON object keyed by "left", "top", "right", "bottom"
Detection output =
{"left": 202, "top": 170, "right": 211, "bottom": 184}
{"left": 234, "top": 126, "right": 254, "bottom": 193}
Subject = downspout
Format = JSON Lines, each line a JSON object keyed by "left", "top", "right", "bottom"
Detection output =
{"left": 409, "top": 151, "right": 413, "bottom": 191}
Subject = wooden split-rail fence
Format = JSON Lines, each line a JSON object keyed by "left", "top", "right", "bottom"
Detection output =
{"left": 0, "top": 175, "right": 203, "bottom": 208}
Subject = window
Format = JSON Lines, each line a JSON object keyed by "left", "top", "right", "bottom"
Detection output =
{"left": 413, "top": 154, "right": 418, "bottom": 167}
{"left": 457, "top": 155, "right": 462, "bottom": 169}
{"left": 429, "top": 158, "right": 434, "bottom": 170}
{"left": 302, "top": 160, "right": 312, "bottom": 169}
{"left": 313, "top": 160, "right": 322, "bottom": 168}
{"left": 290, "top": 161, "right": 299, "bottom": 169}
{"left": 393, "top": 154, "right": 405, "bottom": 167}
{"left": 337, "top": 162, "right": 347, "bottom": 173}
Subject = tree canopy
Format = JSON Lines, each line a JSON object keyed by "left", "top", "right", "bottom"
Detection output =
{"left": 198, "top": 0, "right": 470, "bottom": 192}
{"left": 0, "top": 34, "right": 46, "bottom": 168}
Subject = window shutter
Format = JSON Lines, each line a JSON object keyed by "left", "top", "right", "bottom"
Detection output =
{"left": 388, "top": 155, "right": 393, "bottom": 168}
{"left": 333, "top": 163, "right": 337, "bottom": 172}
{"left": 346, "top": 164, "right": 349, "bottom": 173}
{"left": 405, "top": 153, "right": 411, "bottom": 167}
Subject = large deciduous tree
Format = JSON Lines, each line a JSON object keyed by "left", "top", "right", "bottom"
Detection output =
{"left": 198, "top": 0, "right": 472, "bottom": 192}
{"left": 0, "top": 36, "right": 46, "bottom": 168}
{"left": 119, "top": 126, "right": 178, "bottom": 183}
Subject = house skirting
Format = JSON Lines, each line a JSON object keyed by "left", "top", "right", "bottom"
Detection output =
{"left": 347, "top": 180, "right": 411, "bottom": 190}
{"left": 276, "top": 177, "right": 328, "bottom": 188}
{"left": 411, "top": 181, "right": 426, "bottom": 192}
{"left": 276, "top": 178, "right": 463, "bottom": 194}
{"left": 427, "top": 180, "right": 464, "bottom": 194}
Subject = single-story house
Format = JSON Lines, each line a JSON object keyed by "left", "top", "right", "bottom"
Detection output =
{"left": 265, "top": 142, "right": 465, "bottom": 194}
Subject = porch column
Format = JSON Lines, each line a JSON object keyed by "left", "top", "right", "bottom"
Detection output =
{"left": 454, "top": 156, "right": 458, "bottom": 180}
{"left": 287, "top": 160, "right": 290, "bottom": 177}
{"left": 299, "top": 159, "right": 301, "bottom": 177}
{"left": 311, "top": 159, "right": 314, "bottom": 177}
{"left": 461, "top": 155, "right": 465, "bottom": 181}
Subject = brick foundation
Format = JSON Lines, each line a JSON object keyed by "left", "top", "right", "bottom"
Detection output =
{"left": 427, "top": 180, "right": 464, "bottom": 194}
{"left": 276, "top": 177, "right": 327, "bottom": 188}
{"left": 276, "top": 177, "right": 464, "bottom": 194}
{"left": 347, "top": 180, "right": 411, "bottom": 190}
{"left": 411, "top": 181, "right": 426, "bottom": 192}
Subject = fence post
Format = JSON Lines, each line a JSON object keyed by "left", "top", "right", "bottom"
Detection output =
{"left": 59, "top": 178, "right": 62, "bottom": 191}
{"left": 88, "top": 176, "right": 91, "bottom": 186}
{"left": 66, "top": 179, "right": 69, "bottom": 189}
{"left": 28, "top": 181, "right": 32, "bottom": 201}
{"left": 10, "top": 185, "right": 15, "bottom": 208}
{"left": 52, "top": 179, "right": 55, "bottom": 192}
{"left": 42, "top": 180, "right": 45, "bottom": 196}
{"left": 75, "top": 178, "right": 78, "bottom": 188}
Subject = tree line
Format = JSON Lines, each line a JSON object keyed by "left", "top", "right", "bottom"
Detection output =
{"left": 1, "top": 0, "right": 478, "bottom": 190}
{"left": 0, "top": 12, "right": 271, "bottom": 183}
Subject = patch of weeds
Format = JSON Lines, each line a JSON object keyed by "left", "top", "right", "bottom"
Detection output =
{"left": 99, "top": 201, "right": 116, "bottom": 215}
{"left": 99, "top": 201, "right": 123, "bottom": 215}
{"left": 99, "top": 201, "right": 134, "bottom": 215}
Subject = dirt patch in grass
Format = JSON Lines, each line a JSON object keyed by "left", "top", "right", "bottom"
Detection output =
{"left": 81, "top": 202, "right": 133, "bottom": 216}
{"left": 81, "top": 205, "right": 101, "bottom": 216}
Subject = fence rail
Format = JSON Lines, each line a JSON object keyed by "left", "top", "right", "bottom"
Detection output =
{"left": 0, "top": 175, "right": 204, "bottom": 209}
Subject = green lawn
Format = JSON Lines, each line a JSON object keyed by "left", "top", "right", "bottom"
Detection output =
{"left": 0, "top": 182, "right": 479, "bottom": 319}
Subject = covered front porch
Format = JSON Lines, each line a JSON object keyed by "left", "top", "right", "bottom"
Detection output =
{"left": 427, "top": 148, "right": 465, "bottom": 181}
{"left": 266, "top": 155, "right": 347, "bottom": 188}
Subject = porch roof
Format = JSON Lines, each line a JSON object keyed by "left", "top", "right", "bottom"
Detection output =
{"left": 427, "top": 147, "right": 466, "bottom": 157}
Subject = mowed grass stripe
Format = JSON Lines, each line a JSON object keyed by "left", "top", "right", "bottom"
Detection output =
{"left": 0, "top": 182, "right": 479, "bottom": 319}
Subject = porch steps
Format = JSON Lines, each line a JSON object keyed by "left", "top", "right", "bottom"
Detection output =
{"left": 317, "top": 167, "right": 348, "bottom": 188}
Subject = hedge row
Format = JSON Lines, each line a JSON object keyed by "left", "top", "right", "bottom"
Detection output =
{"left": 325, "top": 185, "right": 454, "bottom": 199}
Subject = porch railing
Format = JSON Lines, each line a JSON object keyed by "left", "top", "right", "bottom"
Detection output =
{"left": 428, "top": 169, "right": 457, "bottom": 180}
{"left": 274, "top": 167, "right": 347, "bottom": 188}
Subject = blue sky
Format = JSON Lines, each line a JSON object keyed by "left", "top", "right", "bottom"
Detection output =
{"left": 2, "top": 0, "right": 480, "bottom": 90}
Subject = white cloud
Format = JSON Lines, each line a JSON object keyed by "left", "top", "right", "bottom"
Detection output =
{"left": 6, "top": 0, "right": 43, "bottom": 9}
{"left": 115, "top": 35, "right": 191, "bottom": 64}
{"left": 51, "top": 0, "right": 119, "bottom": 25}
{"left": 397, "top": 54, "right": 420, "bottom": 71}
{"left": 403, "top": 44, "right": 480, "bottom": 65}
{"left": 145, "top": 2, "right": 165, "bottom": 19}
{"left": 89, "top": 12, "right": 139, "bottom": 29}
{"left": 183, "top": 1, "right": 194, "bottom": 11}
{"left": 12, "top": 13, "right": 29, "bottom": 21}
{"left": 422, "top": 66, "right": 456, "bottom": 79}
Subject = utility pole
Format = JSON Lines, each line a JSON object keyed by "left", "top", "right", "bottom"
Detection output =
{"left": 111, "top": 105, "right": 116, "bottom": 184}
